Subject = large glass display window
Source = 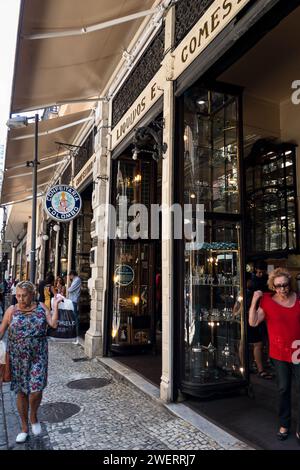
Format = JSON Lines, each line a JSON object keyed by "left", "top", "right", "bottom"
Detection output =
{"left": 245, "top": 141, "right": 298, "bottom": 257}
{"left": 178, "top": 85, "right": 247, "bottom": 397}
{"left": 109, "top": 156, "right": 158, "bottom": 353}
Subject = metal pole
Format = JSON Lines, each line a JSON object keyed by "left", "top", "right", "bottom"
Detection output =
{"left": 30, "top": 114, "right": 39, "bottom": 283}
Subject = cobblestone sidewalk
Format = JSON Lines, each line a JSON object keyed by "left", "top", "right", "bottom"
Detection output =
{"left": 2, "top": 342, "right": 227, "bottom": 450}
{"left": 43, "top": 342, "right": 225, "bottom": 450}
{"left": 2, "top": 342, "right": 249, "bottom": 450}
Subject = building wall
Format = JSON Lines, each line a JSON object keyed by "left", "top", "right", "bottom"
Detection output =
{"left": 85, "top": 101, "right": 110, "bottom": 358}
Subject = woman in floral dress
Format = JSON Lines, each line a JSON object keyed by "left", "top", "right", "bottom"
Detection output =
{"left": 0, "top": 280, "right": 62, "bottom": 443}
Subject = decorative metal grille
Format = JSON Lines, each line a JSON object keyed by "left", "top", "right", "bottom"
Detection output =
{"left": 74, "top": 129, "right": 95, "bottom": 176}
{"left": 112, "top": 26, "right": 165, "bottom": 129}
{"left": 61, "top": 163, "right": 71, "bottom": 185}
{"left": 175, "top": 0, "right": 215, "bottom": 46}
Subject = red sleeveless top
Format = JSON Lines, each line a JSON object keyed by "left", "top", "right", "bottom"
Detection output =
{"left": 260, "top": 293, "right": 300, "bottom": 362}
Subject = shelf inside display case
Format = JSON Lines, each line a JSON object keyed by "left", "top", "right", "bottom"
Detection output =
{"left": 180, "top": 86, "right": 247, "bottom": 397}
{"left": 183, "top": 238, "right": 245, "bottom": 392}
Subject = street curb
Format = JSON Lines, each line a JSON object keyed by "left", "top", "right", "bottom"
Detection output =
{"left": 96, "top": 356, "right": 254, "bottom": 450}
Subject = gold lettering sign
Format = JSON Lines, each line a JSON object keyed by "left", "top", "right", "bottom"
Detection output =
{"left": 110, "top": 0, "right": 250, "bottom": 150}
{"left": 111, "top": 69, "right": 164, "bottom": 150}
{"left": 174, "top": 0, "right": 250, "bottom": 79}
{"left": 74, "top": 155, "right": 95, "bottom": 189}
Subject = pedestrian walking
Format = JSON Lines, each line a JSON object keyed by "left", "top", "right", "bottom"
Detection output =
{"left": 248, "top": 262, "right": 273, "bottom": 379}
{"left": 67, "top": 270, "right": 81, "bottom": 335}
{"left": 53, "top": 276, "right": 66, "bottom": 297}
{"left": 0, "top": 280, "right": 62, "bottom": 443}
{"left": 10, "top": 279, "right": 18, "bottom": 305}
{"left": 249, "top": 268, "right": 300, "bottom": 443}
{"left": 38, "top": 272, "right": 54, "bottom": 309}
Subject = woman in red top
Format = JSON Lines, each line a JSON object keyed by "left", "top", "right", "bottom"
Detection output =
{"left": 249, "top": 268, "right": 300, "bottom": 443}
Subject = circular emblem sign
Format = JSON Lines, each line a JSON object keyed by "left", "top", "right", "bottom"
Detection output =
{"left": 115, "top": 264, "right": 134, "bottom": 286}
{"left": 45, "top": 185, "right": 82, "bottom": 222}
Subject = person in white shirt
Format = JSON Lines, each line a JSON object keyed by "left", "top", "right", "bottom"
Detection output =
{"left": 67, "top": 270, "right": 81, "bottom": 335}
{"left": 11, "top": 279, "right": 18, "bottom": 305}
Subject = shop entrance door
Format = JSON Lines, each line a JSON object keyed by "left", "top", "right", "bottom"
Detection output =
{"left": 108, "top": 155, "right": 162, "bottom": 362}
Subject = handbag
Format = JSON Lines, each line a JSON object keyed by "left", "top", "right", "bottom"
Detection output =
{"left": 48, "top": 298, "right": 77, "bottom": 341}
{"left": 0, "top": 352, "right": 11, "bottom": 383}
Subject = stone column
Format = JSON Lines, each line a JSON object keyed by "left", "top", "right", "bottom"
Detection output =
{"left": 84, "top": 101, "right": 110, "bottom": 358}
{"left": 160, "top": 6, "right": 175, "bottom": 402}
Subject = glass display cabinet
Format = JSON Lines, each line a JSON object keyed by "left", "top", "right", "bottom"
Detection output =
{"left": 245, "top": 140, "right": 298, "bottom": 258}
{"left": 109, "top": 157, "right": 157, "bottom": 353}
{"left": 178, "top": 85, "right": 248, "bottom": 397}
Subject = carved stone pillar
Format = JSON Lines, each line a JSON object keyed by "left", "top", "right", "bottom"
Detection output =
{"left": 160, "top": 5, "right": 175, "bottom": 403}
{"left": 84, "top": 101, "right": 110, "bottom": 358}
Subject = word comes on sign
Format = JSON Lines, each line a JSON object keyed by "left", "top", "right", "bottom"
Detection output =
{"left": 45, "top": 185, "right": 82, "bottom": 222}
{"left": 174, "top": 0, "right": 250, "bottom": 79}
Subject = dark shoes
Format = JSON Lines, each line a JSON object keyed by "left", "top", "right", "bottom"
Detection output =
{"left": 277, "top": 428, "right": 289, "bottom": 441}
{"left": 257, "top": 370, "right": 273, "bottom": 380}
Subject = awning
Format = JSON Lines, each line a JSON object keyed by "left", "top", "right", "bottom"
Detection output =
{"left": 12, "top": 0, "right": 158, "bottom": 113}
{"left": 1, "top": 109, "right": 93, "bottom": 204}
{"left": 4, "top": 201, "right": 32, "bottom": 243}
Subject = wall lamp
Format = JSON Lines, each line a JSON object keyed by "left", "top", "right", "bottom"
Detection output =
{"left": 132, "top": 123, "right": 168, "bottom": 162}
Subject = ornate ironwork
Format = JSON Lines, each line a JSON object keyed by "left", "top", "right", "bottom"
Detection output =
{"left": 61, "top": 163, "right": 71, "bottom": 185}
{"left": 175, "top": 0, "right": 215, "bottom": 46}
{"left": 112, "top": 26, "right": 165, "bottom": 129}
{"left": 74, "top": 129, "right": 95, "bottom": 176}
{"left": 132, "top": 118, "right": 167, "bottom": 162}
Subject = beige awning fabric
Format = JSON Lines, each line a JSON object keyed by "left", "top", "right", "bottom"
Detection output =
{"left": 5, "top": 201, "right": 32, "bottom": 243}
{"left": 1, "top": 110, "right": 93, "bottom": 205}
{"left": 12, "top": 0, "right": 157, "bottom": 113}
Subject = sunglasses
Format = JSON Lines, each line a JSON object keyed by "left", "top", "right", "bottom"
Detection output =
{"left": 274, "top": 283, "right": 289, "bottom": 289}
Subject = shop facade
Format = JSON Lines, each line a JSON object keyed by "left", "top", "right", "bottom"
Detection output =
{"left": 98, "top": 0, "right": 300, "bottom": 402}
{"left": 38, "top": 125, "right": 95, "bottom": 336}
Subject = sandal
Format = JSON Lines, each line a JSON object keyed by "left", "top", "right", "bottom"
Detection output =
{"left": 257, "top": 370, "right": 273, "bottom": 380}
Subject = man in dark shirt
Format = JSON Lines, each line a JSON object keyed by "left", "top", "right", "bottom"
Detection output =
{"left": 251, "top": 261, "right": 269, "bottom": 293}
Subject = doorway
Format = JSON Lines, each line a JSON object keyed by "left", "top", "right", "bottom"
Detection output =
{"left": 107, "top": 137, "right": 163, "bottom": 386}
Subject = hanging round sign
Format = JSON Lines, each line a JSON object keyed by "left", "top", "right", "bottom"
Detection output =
{"left": 45, "top": 185, "right": 82, "bottom": 222}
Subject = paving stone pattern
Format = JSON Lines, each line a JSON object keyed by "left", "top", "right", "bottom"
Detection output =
{"left": 1, "top": 342, "right": 227, "bottom": 450}
{"left": 40, "top": 342, "right": 224, "bottom": 450}
{"left": 0, "top": 382, "right": 52, "bottom": 450}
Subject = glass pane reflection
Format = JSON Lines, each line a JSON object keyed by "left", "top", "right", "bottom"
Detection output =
{"left": 184, "top": 219, "right": 245, "bottom": 384}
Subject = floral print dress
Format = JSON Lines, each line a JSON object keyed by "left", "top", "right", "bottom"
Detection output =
{"left": 8, "top": 304, "right": 48, "bottom": 394}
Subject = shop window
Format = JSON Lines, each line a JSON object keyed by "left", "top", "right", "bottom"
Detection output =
{"left": 183, "top": 89, "right": 239, "bottom": 215}
{"left": 110, "top": 156, "right": 157, "bottom": 351}
{"left": 112, "top": 241, "right": 154, "bottom": 348}
{"left": 245, "top": 140, "right": 298, "bottom": 257}
{"left": 184, "top": 220, "right": 243, "bottom": 384}
{"left": 180, "top": 86, "right": 246, "bottom": 395}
